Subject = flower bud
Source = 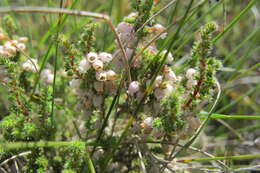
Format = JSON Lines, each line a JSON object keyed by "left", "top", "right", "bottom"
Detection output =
{"left": 154, "top": 88, "right": 164, "bottom": 100}
{"left": 92, "top": 60, "right": 103, "bottom": 71}
{"left": 99, "top": 52, "right": 113, "bottom": 63}
{"left": 141, "top": 117, "right": 153, "bottom": 134}
{"left": 96, "top": 71, "right": 107, "bottom": 81}
{"left": 164, "top": 68, "right": 177, "bottom": 83}
{"left": 117, "top": 22, "right": 134, "bottom": 34}
{"left": 106, "top": 70, "right": 118, "bottom": 80}
{"left": 18, "top": 37, "right": 28, "bottom": 43}
{"left": 86, "top": 52, "right": 99, "bottom": 63}
{"left": 41, "top": 69, "right": 54, "bottom": 84}
{"left": 186, "top": 68, "right": 197, "bottom": 79}
{"left": 21, "top": 59, "right": 39, "bottom": 72}
{"left": 16, "top": 43, "right": 26, "bottom": 51}
{"left": 78, "top": 59, "right": 90, "bottom": 73}
{"left": 4, "top": 42, "right": 16, "bottom": 54}
{"left": 154, "top": 75, "right": 163, "bottom": 87}
{"left": 127, "top": 81, "right": 140, "bottom": 96}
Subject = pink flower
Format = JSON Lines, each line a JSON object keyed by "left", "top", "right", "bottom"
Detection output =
{"left": 92, "top": 60, "right": 103, "bottom": 71}
{"left": 186, "top": 68, "right": 197, "bottom": 79}
{"left": 127, "top": 81, "right": 140, "bottom": 96}
{"left": 86, "top": 52, "right": 99, "bottom": 63}
{"left": 99, "top": 52, "right": 113, "bottom": 63}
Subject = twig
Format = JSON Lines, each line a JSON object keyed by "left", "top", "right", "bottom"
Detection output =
{"left": 0, "top": 151, "right": 31, "bottom": 166}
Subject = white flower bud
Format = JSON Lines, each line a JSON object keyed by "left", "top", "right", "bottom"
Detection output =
{"left": 154, "top": 75, "right": 163, "bottom": 87}
{"left": 117, "top": 22, "right": 134, "bottom": 34}
{"left": 18, "top": 37, "right": 28, "bottom": 43}
{"left": 162, "top": 50, "right": 174, "bottom": 64}
{"left": 4, "top": 42, "right": 16, "bottom": 54}
{"left": 86, "top": 52, "right": 99, "bottom": 63}
{"left": 154, "top": 84, "right": 173, "bottom": 100}
{"left": 127, "top": 81, "right": 140, "bottom": 96}
{"left": 106, "top": 70, "right": 118, "bottom": 80}
{"left": 154, "top": 88, "right": 164, "bottom": 100}
{"left": 151, "top": 24, "right": 165, "bottom": 33}
{"left": 94, "top": 81, "right": 104, "bottom": 93}
{"left": 164, "top": 83, "right": 174, "bottom": 95}
{"left": 96, "top": 71, "right": 107, "bottom": 81}
{"left": 21, "top": 59, "right": 39, "bottom": 72}
{"left": 164, "top": 69, "right": 177, "bottom": 83}
{"left": 177, "top": 75, "right": 182, "bottom": 82}
{"left": 16, "top": 43, "right": 26, "bottom": 51}
{"left": 141, "top": 116, "right": 153, "bottom": 134}
{"left": 127, "top": 12, "right": 138, "bottom": 18}
{"left": 92, "top": 60, "right": 103, "bottom": 71}
{"left": 99, "top": 52, "right": 113, "bottom": 63}
{"left": 186, "top": 68, "right": 197, "bottom": 79}
{"left": 41, "top": 69, "right": 54, "bottom": 84}
{"left": 151, "top": 24, "right": 167, "bottom": 39}
{"left": 143, "top": 117, "right": 153, "bottom": 128}
{"left": 78, "top": 59, "right": 90, "bottom": 73}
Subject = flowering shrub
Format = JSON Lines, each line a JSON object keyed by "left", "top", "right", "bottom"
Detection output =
{"left": 0, "top": 1, "right": 223, "bottom": 172}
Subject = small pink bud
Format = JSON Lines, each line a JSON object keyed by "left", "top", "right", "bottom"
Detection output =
{"left": 86, "top": 52, "right": 99, "bottom": 63}
{"left": 78, "top": 59, "right": 90, "bottom": 73}
{"left": 117, "top": 22, "right": 134, "bottom": 34}
{"left": 16, "top": 43, "right": 26, "bottom": 51}
{"left": 92, "top": 60, "right": 103, "bottom": 71}
{"left": 164, "top": 69, "right": 177, "bottom": 83}
{"left": 18, "top": 37, "right": 28, "bottom": 43}
{"left": 99, "top": 52, "right": 113, "bottom": 63}
{"left": 127, "top": 81, "right": 140, "bottom": 96}
{"left": 21, "top": 59, "right": 39, "bottom": 72}
{"left": 154, "top": 75, "right": 163, "bottom": 87}
{"left": 186, "top": 68, "right": 197, "bottom": 79}
{"left": 154, "top": 88, "right": 164, "bottom": 100}
{"left": 96, "top": 71, "right": 107, "bottom": 81}
{"left": 106, "top": 70, "right": 118, "bottom": 80}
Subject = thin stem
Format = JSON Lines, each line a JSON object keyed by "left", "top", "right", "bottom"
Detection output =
{"left": 178, "top": 154, "right": 260, "bottom": 163}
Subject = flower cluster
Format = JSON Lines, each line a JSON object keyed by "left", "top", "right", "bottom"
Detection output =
{"left": 0, "top": 30, "right": 27, "bottom": 57}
